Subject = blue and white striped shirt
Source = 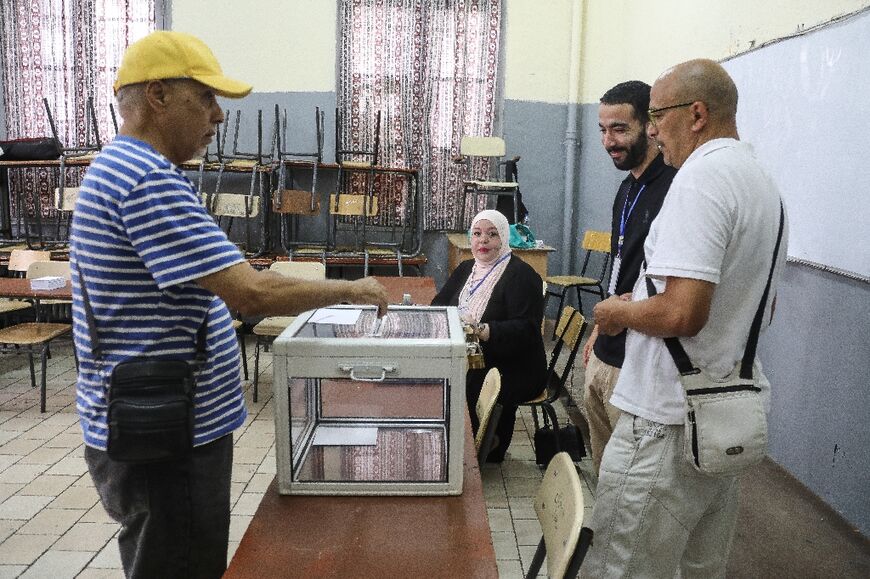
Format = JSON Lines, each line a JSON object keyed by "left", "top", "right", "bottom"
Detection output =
{"left": 70, "top": 136, "right": 247, "bottom": 450}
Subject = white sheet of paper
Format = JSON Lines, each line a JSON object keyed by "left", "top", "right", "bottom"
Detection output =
{"left": 312, "top": 426, "right": 378, "bottom": 446}
{"left": 309, "top": 308, "right": 362, "bottom": 325}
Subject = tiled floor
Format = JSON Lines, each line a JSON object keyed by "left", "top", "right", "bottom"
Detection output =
{"left": 0, "top": 335, "right": 595, "bottom": 578}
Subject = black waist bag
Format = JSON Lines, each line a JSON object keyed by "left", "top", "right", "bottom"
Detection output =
{"left": 107, "top": 359, "right": 195, "bottom": 463}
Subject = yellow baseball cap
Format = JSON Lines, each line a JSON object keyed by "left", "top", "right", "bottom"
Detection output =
{"left": 114, "top": 31, "right": 252, "bottom": 98}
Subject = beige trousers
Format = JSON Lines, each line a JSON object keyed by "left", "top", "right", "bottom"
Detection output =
{"left": 583, "top": 350, "right": 622, "bottom": 474}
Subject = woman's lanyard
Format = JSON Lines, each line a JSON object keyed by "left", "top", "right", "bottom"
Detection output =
{"left": 468, "top": 252, "right": 511, "bottom": 296}
{"left": 616, "top": 183, "right": 646, "bottom": 259}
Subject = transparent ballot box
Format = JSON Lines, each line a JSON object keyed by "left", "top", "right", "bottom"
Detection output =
{"left": 272, "top": 305, "right": 467, "bottom": 495}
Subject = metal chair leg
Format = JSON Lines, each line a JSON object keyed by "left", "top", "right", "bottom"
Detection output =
{"left": 39, "top": 345, "right": 48, "bottom": 413}
{"left": 27, "top": 351, "right": 37, "bottom": 390}
{"left": 238, "top": 329, "right": 249, "bottom": 380}
{"left": 253, "top": 336, "right": 262, "bottom": 403}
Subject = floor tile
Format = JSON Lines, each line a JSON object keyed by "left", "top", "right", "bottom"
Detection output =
{"left": 52, "top": 522, "right": 117, "bottom": 552}
{"left": 0, "top": 533, "right": 56, "bottom": 565}
{"left": 492, "top": 530, "right": 520, "bottom": 560}
{"left": 17, "top": 474, "right": 76, "bottom": 498}
{"left": 487, "top": 507, "right": 513, "bottom": 532}
{"left": 19, "top": 549, "right": 92, "bottom": 579}
{"left": 0, "top": 495, "right": 53, "bottom": 520}
{"left": 0, "top": 565, "right": 27, "bottom": 578}
{"left": 88, "top": 538, "right": 122, "bottom": 569}
{"left": 49, "top": 485, "right": 99, "bottom": 510}
{"left": 16, "top": 507, "right": 84, "bottom": 536}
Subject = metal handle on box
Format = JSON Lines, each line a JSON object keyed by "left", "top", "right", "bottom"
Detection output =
{"left": 339, "top": 365, "right": 396, "bottom": 382}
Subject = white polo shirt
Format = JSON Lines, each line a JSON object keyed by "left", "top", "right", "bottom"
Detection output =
{"left": 610, "top": 138, "right": 788, "bottom": 425}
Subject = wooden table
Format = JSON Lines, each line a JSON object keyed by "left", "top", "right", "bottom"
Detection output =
{"left": 0, "top": 278, "right": 72, "bottom": 300}
{"left": 224, "top": 411, "right": 498, "bottom": 579}
{"left": 0, "top": 277, "right": 434, "bottom": 308}
{"left": 446, "top": 232, "right": 556, "bottom": 279}
{"left": 370, "top": 275, "right": 436, "bottom": 305}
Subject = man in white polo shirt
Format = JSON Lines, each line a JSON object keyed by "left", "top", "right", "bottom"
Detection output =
{"left": 583, "top": 59, "right": 788, "bottom": 578}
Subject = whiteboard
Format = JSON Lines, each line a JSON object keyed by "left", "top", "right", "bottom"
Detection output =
{"left": 722, "top": 11, "right": 870, "bottom": 278}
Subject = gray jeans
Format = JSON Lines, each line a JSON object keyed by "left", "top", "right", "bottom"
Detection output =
{"left": 85, "top": 434, "right": 233, "bottom": 579}
{"left": 584, "top": 413, "right": 739, "bottom": 579}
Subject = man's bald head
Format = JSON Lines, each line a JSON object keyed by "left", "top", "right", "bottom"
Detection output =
{"left": 658, "top": 59, "right": 738, "bottom": 125}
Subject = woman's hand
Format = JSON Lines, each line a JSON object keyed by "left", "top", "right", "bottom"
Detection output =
{"left": 477, "top": 323, "right": 490, "bottom": 341}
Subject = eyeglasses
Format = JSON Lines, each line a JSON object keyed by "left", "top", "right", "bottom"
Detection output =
{"left": 647, "top": 101, "right": 695, "bottom": 125}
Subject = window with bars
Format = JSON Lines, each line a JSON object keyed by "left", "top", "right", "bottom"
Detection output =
{"left": 337, "top": 0, "right": 503, "bottom": 231}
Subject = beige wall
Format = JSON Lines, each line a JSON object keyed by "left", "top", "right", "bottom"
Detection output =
{"left": 172, "top": 0, "right": 337, "bottom": 92}
{"left": 171, "top": 0, "right": 870, "bottom": 100}
{"left": 506, "top": 0, "right": 870, "bottom": 103}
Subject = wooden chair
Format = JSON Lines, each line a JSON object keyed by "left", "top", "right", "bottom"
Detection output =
{"left": 0, "top": 259, "right": 73, "bottom": 412}
{"left": 518, "top": 307, "right": 587, "bottom": 463}
{"left": 475, "top": 368, "right": 503, "bottom": 466}
{"left": 456, "top": 136, "right": 522, "bottom": 226}
{"left": 525, "top": 452, "right": 594, "bottom": 578}
{"left": 7, "top": 249, "right": 52, "bottom": 278}
{"left": 544, "top": 230, "right": 610, "bottom": 337}
{"left": 251, "top": 261, "right": 327, "bottom": 401}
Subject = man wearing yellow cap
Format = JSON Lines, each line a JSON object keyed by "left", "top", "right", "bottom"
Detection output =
{"left": 70, "top": 31, "right": 388, "bottom": 578}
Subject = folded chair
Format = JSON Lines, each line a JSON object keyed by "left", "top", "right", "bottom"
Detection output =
{"left": 544, "top": 230, "right": 610, "bottom": 337}
{"left": 330, "top": 108, "right": 381, "bottom": 253}
{"left": 251, "top": 261, "right": 327, "bottom": 401}
{"left": 272, "top": 105, "right": 328, "bottom": 261}
{"left": 475, "top": 368, "right": 503, "bottom": 466}
{"left": 518, "top": 306, "right": 587, "bottom": 464}
{"left": 455, "top": 136, "right": 523, "bottom": 227}
{"left": 525, "top": 451, "right": 594, "bottom": 578}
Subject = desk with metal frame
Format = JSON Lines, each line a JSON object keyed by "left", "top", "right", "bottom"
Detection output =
{"left": 224, "top": 410, "right": 498, "bottom": 579}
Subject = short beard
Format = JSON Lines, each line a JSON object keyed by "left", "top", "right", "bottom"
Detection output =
{"left": 612, "top": 135, "right": 649, "bottom": 171}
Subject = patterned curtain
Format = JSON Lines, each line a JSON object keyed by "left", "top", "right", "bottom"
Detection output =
{"left": 338, "top": 0, "right": 502, "bottom": 231}
{"left": 0, "top": 0, "right": 154, "bottom": 222}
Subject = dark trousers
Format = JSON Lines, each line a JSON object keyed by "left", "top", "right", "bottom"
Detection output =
{"left": 85, "top": 435, "right": 234, "bottom": 579}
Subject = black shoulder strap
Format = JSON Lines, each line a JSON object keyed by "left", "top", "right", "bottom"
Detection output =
{"left": 646, "top": 200, "right": 784, "bottom": 380}
{"left": 74, "top": 259, "right": 208, "bottom": 365}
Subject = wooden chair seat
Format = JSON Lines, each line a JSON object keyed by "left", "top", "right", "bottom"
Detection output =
{"left": 544, "top": 274, "right": 599, "bottom": 287}
{"left": 339, "top": 160, "right": 374, "bottom": 170}
{"left": 465, "top": 179, "right": 519, "bottom": 190}
{"left": 0, "top": 322, "right": 70, "bottom": 344}
{"left": 0, "top": 300, "right": 31, "bottom": 316}
{"left": 252, "top": 316, "right": 297, "bottom": 337}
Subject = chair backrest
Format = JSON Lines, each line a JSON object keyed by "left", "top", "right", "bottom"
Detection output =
{"left": 328, "top": 193, "right": 379, "bottom": 216}
{"left": 8, "top": 250, "right": 52, "bottom": 277}
{"left": 578, "top": 230, "right": 611, "bottom": 283}
{"left": 54, "top": 187, "right": 80, "bottom": 211}
{"left": 269, "top": 260, "right": 327, "bottom": 281}
{"left": 534, "top": 452, "right": 585, "bottom": 579}
{"left": 581, "top": 230, "right": 611, "bottom": 253}
{"left": 200, "top": 192, "right": 261, "bottom": 218}
{"left": 475, "top": 368, "right": 502, "bottom": 453}
{"left": 27, "top": 260, "right": 71, "bottom": 280}
{"left": 460, "top": 136, "right": 506, "bottom": 158}
{"left": 546, "top": 307, "right": 587, "bottom": 394}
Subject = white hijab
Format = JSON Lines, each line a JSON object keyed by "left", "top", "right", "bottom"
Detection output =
{"left": 458, "top": 210, "right": 513, "bottom": 323}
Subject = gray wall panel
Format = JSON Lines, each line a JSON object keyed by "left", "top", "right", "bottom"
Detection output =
{"left": 760, "top": 264, "right": 870, "bottom": 535}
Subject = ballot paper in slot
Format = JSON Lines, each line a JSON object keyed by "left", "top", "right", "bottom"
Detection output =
{"left": 29, "top": 276, "right": 66, "bottom": 291}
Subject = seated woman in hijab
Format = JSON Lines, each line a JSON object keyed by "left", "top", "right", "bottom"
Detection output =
{"left": 432, "top": 209, "right": 547, "bottom": 462}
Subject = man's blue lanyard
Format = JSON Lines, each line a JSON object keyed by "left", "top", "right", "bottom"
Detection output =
{"left": 617, "top": 183, "right": 646, "bottom": 258}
